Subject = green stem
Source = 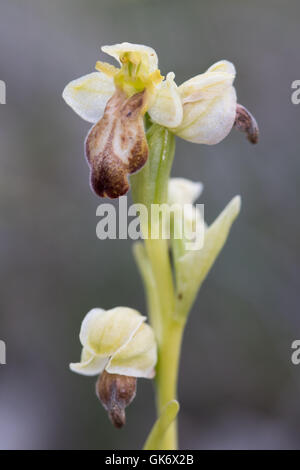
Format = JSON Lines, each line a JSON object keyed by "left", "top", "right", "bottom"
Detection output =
{"left": 145, "top": 238, "right": 175, "bottom": 326}
{"left": 135, "top": 236, "right": 182, "bottom": 449}
{"left": 155, "top": 318, "right": 185, "bottom": 449}
{"left": 132, "top": 122, "right": 184, "bottom": 449}
{"left": 133, "top": 242, "right": 162, "bottom": 343}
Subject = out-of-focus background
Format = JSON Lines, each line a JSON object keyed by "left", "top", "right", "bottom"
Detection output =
{"left": 0, "top": 0, "right": 300, "bottom": 450}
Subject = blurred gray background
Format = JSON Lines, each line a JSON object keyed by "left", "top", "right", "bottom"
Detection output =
{"left": 0, "top": 0, "right": 300, "bottom": 449}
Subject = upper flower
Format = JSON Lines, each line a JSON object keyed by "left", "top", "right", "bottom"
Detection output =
{"left": 63, "top": 43, "right": 258, "bottom": 198}
{"left": 63, "top": 42, "right": 237, "bottom": 142}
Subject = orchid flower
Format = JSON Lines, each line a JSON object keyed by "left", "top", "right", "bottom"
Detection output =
{"left": 63, "top": 42, "right": 258, "bottom": 198}
{"left": 70, "top": 307, "right": 157, "bottom": 428}
{"left": 70, "top": 306, "right": 157, "bottom": 378}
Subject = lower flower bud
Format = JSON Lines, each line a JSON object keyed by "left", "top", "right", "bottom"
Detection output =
{"left": 96, "top": 370, "right": 137, "bottom": 429}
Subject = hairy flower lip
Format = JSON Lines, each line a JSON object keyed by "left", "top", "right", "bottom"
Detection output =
{"left": 96, "top": 371, "right": 137, "bottom": 429}
{"left": 85, "top": 88, "right": 148, "bottom": 199}
{"left": 234, "top": 103, "right": 259, "bottom": 144}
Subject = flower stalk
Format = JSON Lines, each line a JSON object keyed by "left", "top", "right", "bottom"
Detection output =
{"left": 155, "top": 318, "right": 185, "bottom": 449}
{"left": 131, "top": 123, "right": 183, "bottom": 449}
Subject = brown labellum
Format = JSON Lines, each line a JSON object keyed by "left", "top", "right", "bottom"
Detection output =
{"left": 234, "top": 103, "right": 259, "bottom": 144}
{"left": 96, "top": 370, "right": 137, "bottom": 429}
{"left": 85, "top": 88, "right": 149, "bottom": 198}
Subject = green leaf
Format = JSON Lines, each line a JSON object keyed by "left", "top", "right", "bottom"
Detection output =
{"left": 175, "top": 196, "right": 241, "bottom": 318}
{"left": 143, "top": 400, "right": 180, "bottom": 450}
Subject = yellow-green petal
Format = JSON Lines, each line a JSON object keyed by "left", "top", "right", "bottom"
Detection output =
{"left": 148, "top": 73, "right": 183, "bottom": 128}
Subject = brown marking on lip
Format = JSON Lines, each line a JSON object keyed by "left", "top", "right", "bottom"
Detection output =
{"left": 96, "top": 371, "right": 137, "bottom": 429}
{"left": 234, "top": 103, "right": 259, "bottom": 144}
{"left": 86, "top": 89, "right": 148, "bottom": 198}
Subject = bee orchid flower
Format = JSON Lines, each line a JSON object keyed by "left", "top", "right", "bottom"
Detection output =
{"left": 63, "top": 42, "right": 258, "bottom": 198}
{"left": 70, "top": 306, "right": 157, "bottom": 428}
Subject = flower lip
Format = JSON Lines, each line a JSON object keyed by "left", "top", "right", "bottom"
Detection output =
{"left": 85, "top": 88, "right": 149, "bottom": 198}
{"left": 96, "top": 371, "right": 137, "bottom": 429}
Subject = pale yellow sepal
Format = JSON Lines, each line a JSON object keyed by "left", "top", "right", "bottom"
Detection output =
{"left": 70, "top": 307, "right": 157, "bottom": 379}
{"left": 102, "top": 43, "right": 158, "bottom": 73}
{"left": 171, "top": 60, "right": 237, "bottom": 144}
{"left": 62, "top": 72, "right": 115, "bottom": 123}
{"left": 81, "top": 307, "right": 144, "bottom": 357}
